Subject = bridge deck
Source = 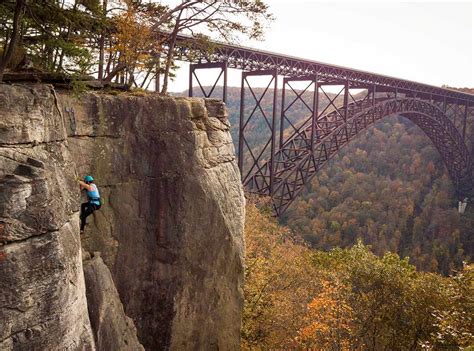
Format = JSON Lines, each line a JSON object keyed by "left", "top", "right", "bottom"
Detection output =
{"left": 175, "top": 33, "right": 474, "bottom": 104}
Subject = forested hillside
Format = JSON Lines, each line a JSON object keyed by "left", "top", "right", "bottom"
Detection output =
{"left": 282, "top": 117, "right": 473, "bottom": 275}
{"left": 181, "top": 86, "right": 473, "bottom": 274}
{"left": 243, "top": 202, "right": 473, "bottom": 349}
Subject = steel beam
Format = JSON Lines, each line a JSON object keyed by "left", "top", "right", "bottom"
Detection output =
{"left": 463, "top": 102, "right": 468, "bottom": 141}
{"left": 343, "top": 80, "right": 349, "bottom": 121}
{"left": 223, "top": 62, "right": 228, "bottom": 103}
{"left": 270, "top": 70, "right": 278, "bottom": 193}
{"left": 279, "top": 78, "right": 287, "bottom": 149}
{"left": 238, "top": 72, "right": 245, "bottom": 175}
{"left": 372, "top": 84, "right": 376, "bottom": 106}
{"left": 311, "top": 76, "right": 319, "bottom": 150}
{"left": 279, "top": 76, "right": 317, "bottom": 149}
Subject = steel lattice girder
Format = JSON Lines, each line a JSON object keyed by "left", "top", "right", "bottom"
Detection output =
{"left": 245, "top": 84, "right": 372, "bottom": 196}
{"left": 251, "top": 98, "right": 472, "bottom": 215}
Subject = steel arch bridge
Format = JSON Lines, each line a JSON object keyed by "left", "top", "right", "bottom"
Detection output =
{"left": 173, "top": 35, "right": 474, "bottom": 216}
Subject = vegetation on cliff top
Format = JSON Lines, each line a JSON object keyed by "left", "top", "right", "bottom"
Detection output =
{"left": 0, "top": 0, "right": 272, "bottom": 91}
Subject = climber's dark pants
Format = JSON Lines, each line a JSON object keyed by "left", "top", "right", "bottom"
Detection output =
{"left": 80, "top": 202, "right": 101, "bottom": 231}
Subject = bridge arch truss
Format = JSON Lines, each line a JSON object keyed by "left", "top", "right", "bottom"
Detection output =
{"left": 178, "top": 35, "right": 474, "bottom": 215}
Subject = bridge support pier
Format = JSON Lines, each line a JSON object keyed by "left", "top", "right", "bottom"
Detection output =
{"left": 280, "top": 76, "right": 319, "bottom": 149}
{"left": 188, "top": 61, "right": 227, "bottom": 102}
{"left": 458, "top": 197, "right": 468, "bottom": 214}
{"left": 238, "top": 69, "right": 278, "bottom": 194}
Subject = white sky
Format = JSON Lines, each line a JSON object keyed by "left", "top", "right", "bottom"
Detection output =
{"left": 168, "top": 0, "right": 473, "bottom": 92}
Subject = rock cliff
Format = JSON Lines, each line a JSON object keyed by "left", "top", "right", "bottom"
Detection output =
{"left": 83, "top": 254, "right": 144, "bottom": 351}
{"left": 0, "top": 83, "right": 245, "bottom": 350}
{"left": 0, "top": 84, "right": 95, "bottom": 350}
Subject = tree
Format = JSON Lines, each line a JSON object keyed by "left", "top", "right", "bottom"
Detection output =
{"left": 156, "top": 0, "right": 273, "bottom": 94}
{"left": 98, "top": 0, "right": 273, "bottom": 91}
{"left": 428, "top": 263, "right": 474, "bottom": 349}
{"left": 297, "top": 278, "right": 356, "bottom": 350}
{"left": 0, "top": 0, "right": 273, "bottom": 90}
{"left": 312, "top": 242, "right": 452, "bottom": 350}
{"left": 242, "top": 202, "right": 318, "bottom": 349}
{"left": 0, "top": 0, "right": 26, "bottom": 81}
{"left": 242, "top": 204, "right": 471, "bottom": 350}
{"left": 0, "top": 0, "right": 104, "bottom": 78}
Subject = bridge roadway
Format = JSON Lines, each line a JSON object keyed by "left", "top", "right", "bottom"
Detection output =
{"left": 172, "top": 34, "right": 474, "bottom": 215}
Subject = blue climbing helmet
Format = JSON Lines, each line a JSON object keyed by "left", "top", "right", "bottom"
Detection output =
{"left": 84, "top": 175, "right": 94, "bottom": 183}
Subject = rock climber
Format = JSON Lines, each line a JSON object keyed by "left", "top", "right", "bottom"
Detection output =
{"left": 78, "top": 175, "right": 101, "bottom": 233}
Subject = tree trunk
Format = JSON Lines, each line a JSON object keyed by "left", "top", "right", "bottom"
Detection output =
{"left": 104, "top": 61, "right": 126, "bottom": 82}
{"left": 98, "top": 0, "right": 108, "bottom": 80}
{"left": 105, "top": 45, "right": 114, "bottom": 76}
{"left": 57, "top": 0, "right": 78, "bottom": 72}
{"left": 139, "top": 64, "right": 153, "bottom": 89}
{"left": 160, "top": 10, "right": 183, "bottom": 95}
{"left": 2, "top": 29, "right": 11, "bottom": 59}
{"left": 155, "top": 56, "right": 161, "bottom": 92}
{"left": 0, "top": 0, "right": 26, "bottom": 81}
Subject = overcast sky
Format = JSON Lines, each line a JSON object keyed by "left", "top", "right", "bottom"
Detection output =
{"left": 168, "top": 1, "right": 473, "bottom": 92}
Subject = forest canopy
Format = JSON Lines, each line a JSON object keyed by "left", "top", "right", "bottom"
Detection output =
{"left": 243, "top": 202, "right": 474, "bottom": 350}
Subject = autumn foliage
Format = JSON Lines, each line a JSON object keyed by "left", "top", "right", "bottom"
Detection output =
{"left": 242, "top": 202, "right": 474, "bottom": 350}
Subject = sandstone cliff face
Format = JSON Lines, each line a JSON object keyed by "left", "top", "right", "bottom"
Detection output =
{"left": 0, "top": 83, "right": 245, "bottom": 350}
{"left": 83, "top": 254, "right": 144, "bottom": 351}
{"left": 0, "top": 84, "right": 95, "bottom": 350}
{"left": 59, "top": 92, "right": 245, "bottom": 350}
